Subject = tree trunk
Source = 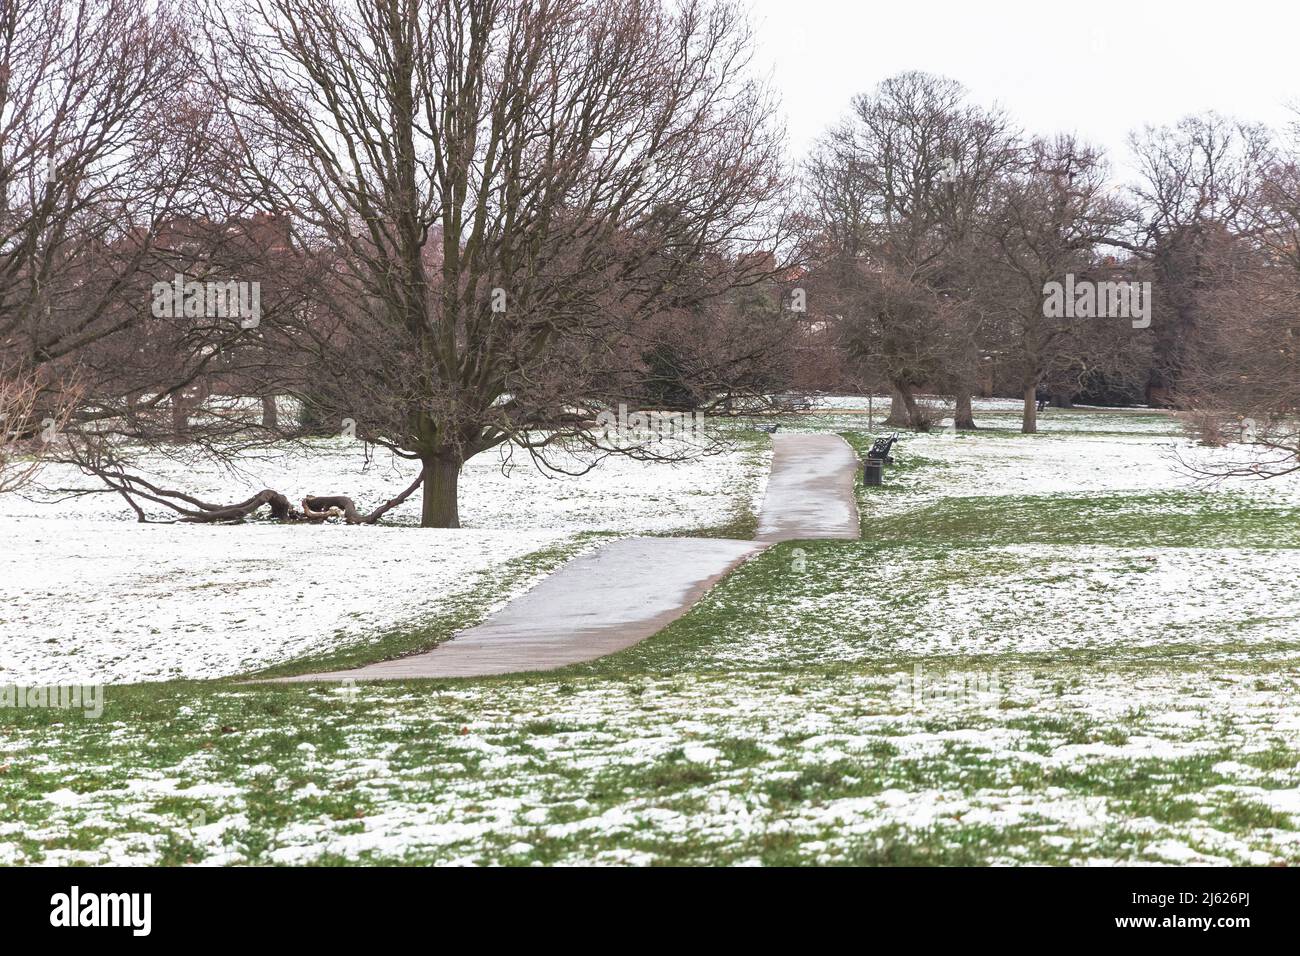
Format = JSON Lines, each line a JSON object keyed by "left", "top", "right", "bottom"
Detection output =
{"left": 261, "top": 394, "right": 278, "bottom": 428}
{"left": 886, "top": 384, "right": 922, "bottom": 428}
{"left": 884, "top": 385, "right": 911, "bottom": 427}
{"left": 171, "top": 394, "right": 189, "bottom": 438}
{"left": 420, "top": 455, "right": 461, "bottom": 528}
{"left": 902, "top": 388, "right": 921, "bottom": 429}
{"left": 1022, "top": 384, "right": 1037, "bottom": 434}
{"left": 955, "top": 389, "right": 976, "bottom": 430}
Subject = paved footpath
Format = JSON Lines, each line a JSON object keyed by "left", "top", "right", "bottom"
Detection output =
{"left": 756, "top": 433, "right": 861, "bottom": 542}
{"left": 279, "top": 433, "right": 859, "bottom": 681}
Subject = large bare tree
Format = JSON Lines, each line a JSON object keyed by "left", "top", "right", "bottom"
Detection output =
{"left": 0, "top": 0, "right": 200, "bottom": 425}
{"left": 979, "top": 136, "right": 1134, "bottom": 432}
{"left": 1177, "top": 111, "right": 1300, "bottom": 478}
{"left": 184, "top": 0, "right": 790, "bottom": 528}
{"left": 804, "top": 71, "right": 1013, "bottom": 429}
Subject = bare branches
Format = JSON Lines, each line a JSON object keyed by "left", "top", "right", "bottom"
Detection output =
{"left": 193, "top": 0, "right": 791, "bottom": 527}
{"left": 63, "top": 434, "right": 425, "bottom": 525}
{"left": 803, "top": 71, "right": 1018, "bottom": 428}
{"left": 1, "top": 0, "right": 196, "bottom": 374}
{"left": 0, "top": 368, "right": 46, "bottom": 492}
{"left": 302, "top": 469, "right": 425, "bottom": 524}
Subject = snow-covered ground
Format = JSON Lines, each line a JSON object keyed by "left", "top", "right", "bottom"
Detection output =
{"left": 717, "top": 425, "right": 1300, "bottom": 671}
{"left": 4, "top": 405, "right": 1300, "bottom": 866}
{"left": 810, "top": 394, "right": 1035, "bottom": 412}
{"left": 793, "top": 400, "right": 1181, "bottom": 438}
{"left": 868, "top": 431, "right": 1300, "bottom": 514}
{"left": 9, "top": 666, "right": 1300, "bottom": 865}
{"left": 0, "top": 439, "right": 769, "bottom": 683}
{"left": 810, "top": 393, "right": 1164, "bottom": 415}
{"left": 668, "top": 543, "right": 1300, "bottom": 670}
{"left": 0, "top": 521, "right": 570, "bottom": 684}
{"left": 8, "top": 438, "right": 769, "bottom": 532}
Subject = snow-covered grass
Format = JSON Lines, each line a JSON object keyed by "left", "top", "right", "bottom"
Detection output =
{"left": 843, "top": 429, "right": 1300, "bottom": 515}
{"left": 10, "top": 435, "right": 771, "bottom": 533}
{"left": 0, "top": 521, "right": 577, "bottom": 684}
{"left": 796, "top": 396, "right": 1181, "bottom": 439}
{"left": 3, "top": 404, "right": 1298, "bottom": 866}
{"left": 0, "top": 437, "right": 770, "bottom": 683}
{"left": 4, "top": 663, "right": 1299, "bottom": 865}
{"left": 583, "top": 541, "right": 1300, "bottom": 672}
{"left": 810, "top": 394, "right": 1037, "bottom": 413}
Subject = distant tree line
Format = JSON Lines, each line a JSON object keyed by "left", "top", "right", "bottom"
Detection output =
{"left": 799, "top": 71, "right": 1300, "bottom": 476}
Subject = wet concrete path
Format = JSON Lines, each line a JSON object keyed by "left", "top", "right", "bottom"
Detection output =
{"left": 280, "top": 433, "right": 859, "bottom": 681}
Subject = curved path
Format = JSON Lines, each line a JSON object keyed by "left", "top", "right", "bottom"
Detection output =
{"left": 279, "top": 433, "right": 859, "bottom": 682}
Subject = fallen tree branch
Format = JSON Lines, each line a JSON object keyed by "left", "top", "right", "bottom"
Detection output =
{"left": 302, "top": 470, "right": 425, "bottom": 524}
{"left": 179, "top": 489, "right": 294, "bottom": 522}
{"left": 66, "top": 451, "right": 424, "bottom": 525}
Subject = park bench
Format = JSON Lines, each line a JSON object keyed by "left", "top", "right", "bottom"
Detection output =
{"left": 862, "top": 432, "right": 898, "bottom": 486}
{"left": 867, "top": 432, "right": 898, "bottom": 464}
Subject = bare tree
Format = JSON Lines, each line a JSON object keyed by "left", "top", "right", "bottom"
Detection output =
{"left": 1177, "top": 112, "right": 1300, "bottom": 478}
{"left": 0, "top": 366, "right": 46, "bottom": 491}
{"left": 804, "top": 71, "right": 1013, "bottom": 429}
{"left": 1128, "top": 114, "right": 1273, "bottom": 406}
{"left": 0, "top": 0, "right": 199, "bottom": 414}
{"left": 158, "top": 0, "right": 793, "bottom": 528}
{"left": 980, "top": 136, "right": 1133, "bottom": 432}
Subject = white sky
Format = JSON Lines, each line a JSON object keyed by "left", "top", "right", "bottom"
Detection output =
{"left": 748, "top": 0, "right": 1299, "bottom": 178}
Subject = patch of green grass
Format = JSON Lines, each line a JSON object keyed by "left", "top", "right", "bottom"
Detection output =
{"left": 1216, "top": 798, "right": 1295, "bottom": 831}
{"left": 1240, "top": 743, "right": 1300, "bottom": 773}
{"left": 866, "top": 492, "right": 1300, "bottom": 549}
{"left": 837, "top": 824, "right": 1025, "bottom": 866}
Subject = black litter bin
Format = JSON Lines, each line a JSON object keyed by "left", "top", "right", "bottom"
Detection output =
{"left": 863, "top": 456, "right": 884, "bottom": 486}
